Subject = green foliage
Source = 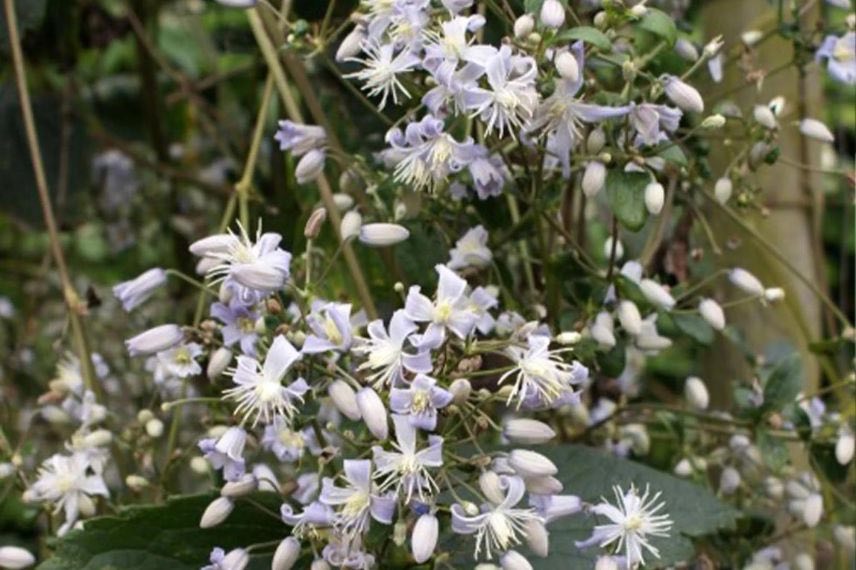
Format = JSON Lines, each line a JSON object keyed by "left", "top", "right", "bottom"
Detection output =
{"left": 605, "top": 170, "right": 649, "bottom": 232}
{"left": 38, "top": 494, "right": 286, "bottom": 570}
{"left": 554, "top": 26, "right": 612, "bottom": 51}
{"left": 638, "top": 9, "right": 677, "bottom": 46}
{"left": 761, "top": 353, "right": 803, "bottom": 414}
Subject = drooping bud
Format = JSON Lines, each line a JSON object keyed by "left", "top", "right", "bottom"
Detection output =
{"left": 449, "top": 378, "right": 472, "bottom": 405}
{"left": 501, "top": 550, "right": 533, "bottom": 570}
{"left": 340, "top": 210, "right": 362, "bottom": 242}
{"left": 525, "top": 519, "right": 549, "bottom": 557}
{"left": 555, "top": 331, "right": 581, "bottom": 345}
{"left": 836, "top": 429, "right": 855, "bottom": 465}
{"left": 639, "top": 279, "right": 676, "bottom": 310}
{"left": 554, "top": 51, "right": 580, "bottom": 82}
{"left": 356, "top": 387, "right": 388, "bottom": 440}
{"left": 207, "top": 347, "right": 233, "bottom": 379}
{"left": 0, "top": 546, "right": 35, "bottom": 569}
{"left": 714, "top": 176, "right": 733, "bottom": 204}
{"left": 582, "top": 161, "right": 606, "bottom": 197}
{"left": 728, "top": 268, "right": 765, "bottom": 296}
{"left": 590, "top": 311, "right": 616, "bottom": 349}
{"left": 146, "top": 418, "right": 165, "bottom": 438}
{"left": 479, "top": 471, "right": 506, "bottom": 504}
{"left": 304, "top": 208, "right": 327, "bottom": 239}
{"left": 221, "top": 548, "right": 249, "bottom": 570}
{"left": 221, "top": 473, "right": 257, "bottom": 498}
{"left": 508, "top": 449, "right": 558, "bottom": 478}
{"left": 741, "top": 29, "right": 763, "bottom": 46}
{"left": 295, "top": 149, "right": 326, "bottom": 184}
{"left": 644, "top": 182, "right": 665, "bottom": 215}
{"left": 272, "top": 537, "right": 301, "bottom": 570}
{"left": 662, "top": 75, "right": 704, "bottom": 113}
{"left": 684, "top": 376, "right": 710, "bottom": 410}
{"left": 586, "top": 128, "right": 606, "bottom": 154}
{"left": 200, "top": 497, "right": 234, "bottom": 528}
{"left": 675, "top": 38, "right": 699, "bottom": 62}
{"left": 113, "top": 268, "right": 167, "bottom": 312}
{"left": 503, "top": 419, "right": 556, "bottom": 445}
{"left": 513, "top": 14, "right": 535, "bottom": 39}
{"left": 799, "top": 118, "right": 835, "bottom": 143}
{"left": 719, "top": 466, "right": 741, "bottom": 494}
{"left": 764, "top": 287, "right": 785, "bottom": 303}
{"left": 753, "top": 105, "right": 778, "bottom": 130}
{"left": 539, "top": 0, "right": 565, "bottom": 29}
{"left": 524, "top": 475, "right": 563, "bottom": 495}
{"left": 335, "top": 25, "right": 365, "bottom": 62}
{"left": 358, "top": 223, "right": 410, "bottom": 247}
{"left": 673, "top": 458, "right": 693, "bottom": 477}
{"left": 595, "top": 557, "right": 620, "bottom": 570}
{"left": 125, "top": 324, "right": 183, "bottom": 356}
{"left": 328, "top": 380, "right": 362, "bottom": 420}
{"left": 617, "top": 300, "right": 642, "bottom": 336}
{"left": 411, "top": 514, "right": 439, "bottom": 564}
{"left": 603, "top": 236, "right": 623, "bottom": 261}
{"left": 699, "top": 298, "right": 726, "bottom": 331}
{"left": 701, "top": 114, "right": 726, "bottom": 129}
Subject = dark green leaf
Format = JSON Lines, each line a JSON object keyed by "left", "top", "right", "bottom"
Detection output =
{"left": 757, "top": 430, "right": 789, "bottom": 471}
{"left": 672, "top": 313, "right": 715, "bottom": 345}
{"left": 597, "top": 339, "right": 626, "bottom": 377}
{"left": 761, "top": 353, "right": 802, "bottom": 413}
{"left": 605, "top": 170, "right": 649, "bottom": 232}
{"left": 38, "top": 493, "right": 287, "bottom": 570}
{"left": 638, "top": 8, "right": 677, "bottom": 46}
{"left": 554, "top": 26, "right": 612, "bottom": 51}
{"left": 657, "top": 144, "right": 688, "bottom": 167}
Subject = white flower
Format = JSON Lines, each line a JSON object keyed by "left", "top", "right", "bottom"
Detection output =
{"left": 272, "top": 537, "right": 300, "bottom": 570}
{"left": 27, "top": 452, "right": 109, "bottom": 535}
{"left": 125, "top": 324, "right": 183, "bottom": 356}
{"left": 576, "top": 485, "right": 673, "bottom": 567}
{"left": 508, "top": 449, "right": 557, "bottom": 478}
{"left": 412, "top": 513, "right": 439, "bottom": 563}
{"left": 513, "top": 14, "right": 534, "bottom": 39}
{"left": 699, "top": 298, "right": 726, "bottom": 331}
{"left": 372, "top": 415, "right": 443, "bottom": 503}
{"left": 800, "top": 118, "right": 835, "bottom": 143}
{"left": 355, "top": 309, "right": 432, "bottom": 388}
{"left": 358, "top": 223, "right": 410, "bottom": 247}
{"left": 0, "top": 547, "right": 35, "bottom": 569}
{"left": 503, "top": 419, "right": 556, "bottom": 445}
{"left": 714, "top": 177, "right": 733, "bottom": 204}
{"left": 452, "top": 475, "right": 541, "bottom": 560}
{"left": 222, "top": 335, "right": 309, "bottom": 426}
{"left": 113, "top": 268, "right": 166, "bottom": 311}
{"left": 684, "top": 376, "right": 710, "bottom": 410}
{"left": 404, "top": 264, "right": 478, "bottom": 348}
{"left": 448, "top": 225, "right": 492, "bottom": 270}
{"left": 345, "top": 41, "right": 421, "bottom": 109}
{"left": 157, "top": 342, "right": 202, "bottom": 378}
{"left": 499, "top": 334, "right": 581, "bottom": 409}
{"left": 539, "top": 0, "right": 565, "bottom": 28}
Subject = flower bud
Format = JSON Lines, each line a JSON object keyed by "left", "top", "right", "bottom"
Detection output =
{"left": 703, "top": 35, "right": 724, "bottom": 57}
{"left": 719, "top": 466, "right": 741, "bottom": 494}
{"left": 221, "top": 473, "right": 257, "bottom": 497}
{"left": 82, "top": 429, "right": 113, "bottom": 448}
{"left": 328, "top": 380, "right": 361, "bottom": 421}
{"left": 449, "top": 378, "right": 472, "bottom": 404}
{"left": 753, "top": 105, "right": 778, "bottom": 130}
{"left": 524, "top": 475, "right": 563, "bottom": 495}
{"left": 603, "top": 236, "right": 623, "bottom": 261}
{"left": 232, "top": 263, "right": 285, "bottom": 291}
{"left": 701, "top": 114, "right": 726, "bottom": 129}
{"left": 763, "top": 476, "right": 784, "bottom": 499}
{"left": 539, "top": 0, "right": 565, "bottom": 29}
{"left": 555, "top": 331, "right": 581, "bottom": 345}
{"left": 295, "top": 149, "right": 326, "bottom": 184}
{"left": 503, "top": 419, "right": 556, "bottom": 445}
{"left": 272, "top": 537, "right": 300, "bottom": 570}
{"left": 126, "top": 474, "right": 149, "bottom": 491}
{"left": 222, "top": 548, "right": 249, "bottom": 570}
{"left": 764, "top": 287, "right": 785, "bottom": 303}
{"left": 684, "top": 376, "right": 710, "bottom": 410}
{"left": 586, "top": 128, "right": 606, "bottom": 154}
{"left": 741, "top": 29, "right": 763, "bottom": 46}
{"left": 582, "top": 161, "right": 606, "bottom": 197}
{"left": 336, "top": 25, "right": 365, "bottom": 62}
{"left": 673, "top": 458, "right": 693, "bottom": 477}
{"left": 509, "top": 449, "right": 557, "bottom": 478}
{"left": 311, "top": 561, "right": 331, "bottom": 570}
{"left": 340, "top": 210, "right": 362, "bottom": 242}
{"left": 304, "top": 208, "right": 327, "bottom": 239}
{"left": 358, "top": 223, "right": 410, "bottom": 247}
{"left": 501, "top": 550, "right": 533, "bottom": 570}
{"left": 834, "top": 525, "right": 856, "bottom": 553}
{"left": 0, "top": 546, "right": 35, "bottom": 569}
{"left": 644, "top": 182, "right": 665, "bottom": 215}
{"left": 591, "top": 311, "right": 616, "bottom": 349}
{"left": 356, "top": 387, "right": 388, "bottom": 440}
{"left": 189, "top": 234, "right": 237, "bottom": 257}
{"left": 714, "top": 177, "right": 733, "bottom": 204}
{"left": 803, "top": 493, "right": 823, "bottom": 527}
{"left": 190, "top": 456, "right": 210, "bottom": 474}
{"left": 200, "top": 497, "right": 234, "bottom": 528}
{"left": 617, "top": 300, "right": 642, "bottom": 336}
{"left": 663, "top": 75, "right": 704, "bottom": 113}
{"left": 699, "top": 298, "right": 726, "bottom": 331}
{"left": 629, "top": 2, "right": 648, "bottom": 17}
{"left": 799, "top": 118, "right": 834, "bottom": 143}
{"left": 125, "top": 324, "right": 183, "bottom": 356}
{"left": 728, "top": 268, "right": 764, "bottom": 296}
{"left": 554, "top": 51, "right": 579, "bottom": 82}
{"left": 639, "top": 279, "right": 676, "bottom": 310}
{"left": 675, "top": 38, "right": 699, "bottom": 62}
{"left": 478, "top": 471, "right": 506, "bottom": 504}
{"left": 207, "top": 347, "right": 233, "bottom": 379}
{"left": 146, "top": 418, "right": 164, "bottom": 438}
{"left": 113, "top": 268, "right": 167, "bottom": 312}
{"left": 525, "top": 519, "right": 549, "bottom": 557}
{"left": 836, "top": 429, "right": 854, "bottom": 465}
{"left": 513, "top": 14, "right": 535, "bottom": 39}
{"left": 595, "top": 557, "right": 619, "bottom": 570}
{"left": 411, "top": 513, "right": 439, "bottom": 564}
{"left": 793, "top": 553, "right": 814, "bottom": 570}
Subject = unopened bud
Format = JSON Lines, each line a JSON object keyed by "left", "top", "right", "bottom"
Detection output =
{"left": 304, "top": 208, "right": 327, "bottom": 239}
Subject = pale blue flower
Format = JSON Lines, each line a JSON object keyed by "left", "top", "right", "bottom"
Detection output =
{"left": 404, "top": 264, "right": 478, "bottom": 348}
{"left": 817, "top": 32, "right": 856, "bottom": 85}
{"left": 389, "top": 374, "right": 453, "bottom": 431}
{"left": 211, "top": 302, "right": 258, "bottom": 356}
{"left": 303, "top": 301, "right": 354, "bottom": 354}
{"left": 321, "top": 460, "right": 396, "bottom": 541}
{"left": 372, "top": 415, "right": 443, "bottom": 502}
{"left": 355, "top": 309, "right": 433, "bottom": 388}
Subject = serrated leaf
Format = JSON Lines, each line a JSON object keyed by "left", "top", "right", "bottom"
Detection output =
{"left": 522, "top": 446, "right": 738, "bottom": 568}
{"left": 672, "top": 313, "right": 715, "bottom": 345}
{"left": 38, "top": 493, "right": 286, "bottom": 570}
{"left": 554, "top": 26, "right": 612, "bottom": 51}
{"left": 605, "top": 170, "right": 649, "bottom": 232}
{"left": 639, "top": 8, "right": 677, "bottom": 46}
{"left": 761, "top": 353, "right": 802, "bottom": 413}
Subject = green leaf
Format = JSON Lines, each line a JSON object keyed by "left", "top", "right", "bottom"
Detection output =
{"left": 554, "top": 26, "right": 612, "bottom": 51}
{"left": 605, "top": 170, "right": 649, "bottom": 232}
{"left": 761, "top": 353, "right": 803, "bottom": 413}
{"left": 596, "top": 339, "right": 626, "bottom": 377}
{"left": 525, "top": 446, "right": 739, "bottom": 568}
{"left": 672, "top": 313, "right": 715, "bottom": 345}
{"left": 657, "top": 144, "right": 688, "bottom": 167}
{"left": 638, "top": 8, "right": 677, "bottom": 46}
{"left": 38, "top": 494, "right": 287, "bottom": 570}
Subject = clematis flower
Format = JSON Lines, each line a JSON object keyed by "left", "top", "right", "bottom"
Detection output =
{"left": 345, "top": 40, "right": 421, "bottom": 109}
{"left": 451, "top": 474, "right": 541, "bottom": 560}
{"left": 816, "top": 31, "right": 856, "bottom": 85}
{"left": 156, "top": 342, "right": 202, "bottom": 379}
{"left": 321, "top": 460, "right": 396, "bottom": 541}
{"left": 498, "top": 334, "right": 583, "bottom": 409}
{"left": 274, "top": 121, "right": 326, "bottom": 156}
{"left": 404, "top": 264, "right": 478, "bottom": 348}
{"left": 389, "top": 374, "right": 453, "bottom": 431}
{"left": 467, "top": 286, "right": 498, "bottom": 335}
{"left": 372, "top": 415, "right": 443, "bottom": 502}
{"left": 576, "top": 485, "right": 674, "bottom": 567}
{"left": 281, "top": 500, "right": 336, "bottom": 538}
{"left": 467, "top": 147, "right": 507, "bottom": 198}
{"left": 198, "top": 426, "right": 247, "bottom": 482}
{"left": 27, "top": 452, "right": 109, "bottom": 535}
{"left": 448, "top": 225, "right": 492, "bottom": 270}
{"left": 261, "top": 418, "right": 323, "bottom": 463}
{"left": 354, "top": 309, "right": 432, "bottom": 388}
{"left": 628, "top": 103, "right": 682, "bottom": 146}
{"left": 113, "top": 267, "right": 166, "bottom": 311}
{"left": 423, "top": 14, "right": 491, "bottom": 70}
{"left": 303, "top": 302, "right": 355, "bottom": 354}
{"left": 222, "top": 335, "right": 309, "bottom": 426}
{"left": 210, "top": 302, "right": 259, "bottom": 356}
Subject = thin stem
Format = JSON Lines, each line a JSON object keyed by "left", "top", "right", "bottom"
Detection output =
{"left": 237, "top": 74, "right": 276, "bottom": 228}
{"left": 4, "top": 0, "right": 100, "bottom": 398}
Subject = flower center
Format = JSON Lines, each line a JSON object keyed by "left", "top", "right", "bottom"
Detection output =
{"left": 834, "top": 38, "right": 854, "bottom": 62}
{"left": 624, "top": 514, "right": 644, "bottom": 531}
{"left": 324, "top": 316, "right": 344, "bottom": 345}
{"left": 434, "top": 300, "right": 454, "bottom": 323}
{"left": 342, "top": 491, "right": 371, "bottom": 518}
{"left": 173, "top": 347, "right": 192, "bottom": 365}
{"left": 399, "top": 453, "right": 421, "bottom": 476}
{"left": 255, "top": 379, "right": 282, "bottom": 403}
{"left": 411, "top": 390, "right": 431, "bottom": 413}
{"left": 278, "top": 429, "right": 304, "bottom": 449}
{"left": 487, "top": 511, "right": 514, "bottom": 550}
{"left": 238, "top": 317, "right": 255, "bottom": 334}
